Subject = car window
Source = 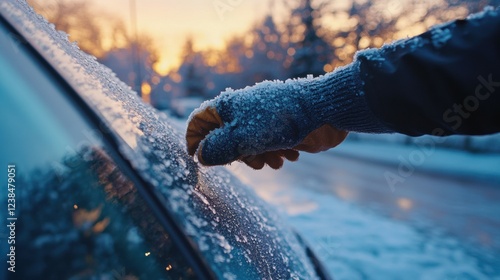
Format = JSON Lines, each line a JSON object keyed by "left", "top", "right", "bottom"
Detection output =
{"left": 0, "top": 21, "right": 197, "bottom": 279}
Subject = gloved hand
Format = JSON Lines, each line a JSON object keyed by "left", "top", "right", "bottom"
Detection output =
{"left": 186, "top": 61, "right": 390, "bottom": 169}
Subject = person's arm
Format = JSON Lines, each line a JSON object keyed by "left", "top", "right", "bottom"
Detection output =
{"left": 186, "top": 7, "right": 500, "bottom": 169}
{"left": 359, "top": 7, "right": 500, "bottom": 136}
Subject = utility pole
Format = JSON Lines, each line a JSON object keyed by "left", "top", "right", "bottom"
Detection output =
{"left": 130, "top": 0, "right": 142, "bottom": 96}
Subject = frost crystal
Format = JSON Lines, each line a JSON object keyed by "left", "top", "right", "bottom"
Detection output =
{"left": 467, "top": 6, "right": 498, "bottom": 20}
{"left": 430, "top": 24, "right": 454, "bottom": 49}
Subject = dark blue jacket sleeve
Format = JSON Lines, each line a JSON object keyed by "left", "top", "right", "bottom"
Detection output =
{"left": 357, "top": 8, "right": 500, "bottom": 136}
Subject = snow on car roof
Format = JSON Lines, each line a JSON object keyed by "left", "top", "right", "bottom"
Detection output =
{"left": 0, "top": 0, "right": 321, "bottom": 278}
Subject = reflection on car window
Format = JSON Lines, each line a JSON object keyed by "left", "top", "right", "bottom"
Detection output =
{"left": 0, "top": 22, "right": 196, "bottom": 279}
{"left": 13, "top": 146, "right": 195, "bottom": 279}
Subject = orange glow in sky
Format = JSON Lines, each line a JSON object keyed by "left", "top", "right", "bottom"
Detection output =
{"left": 48, "top": 0, "right": 431, "bottom": 75}
{"left": 91, "top": 0, "right": 279, "bottom": 74}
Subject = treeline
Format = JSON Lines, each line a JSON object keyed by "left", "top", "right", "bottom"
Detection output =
{"left": 151, "top": 0, "right": 498, "bottom": 110}
{"left": 28, "top": 0, "right": 500, "bottom": 152}
{"left": 29, "top": 0, "right": 499, "bottom": 111}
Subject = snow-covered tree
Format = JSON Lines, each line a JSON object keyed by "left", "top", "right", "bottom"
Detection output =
{"left": 28, "top": 0, "right": 106, "bottom": 57}
{"left": 100, "top": 34, "right": 159, "bottom": 95}
{"left": 243, "top": 15, "right": 288, "bottom": 82}
{"left": 178, "top": 38, "right": 208, "bottom": 98}
{"left": 288, "top": 0, "right": 334, "bottom": 78}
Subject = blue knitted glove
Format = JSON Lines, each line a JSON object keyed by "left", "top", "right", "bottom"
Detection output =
{"left": 186, "top": 61, "right": 391, "bottom": 169}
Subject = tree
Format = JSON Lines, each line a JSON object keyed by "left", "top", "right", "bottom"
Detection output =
{"left": 100, "top": 34, "right": 159, "bottom": 97}
{"left": 330, "top": 0, "right": 500, "bottom": 67}
{"left": 177, "top": 38, "right": 208, "bottom": 98}
{"left": 244, "top": 15, "right": 288, "bottom": 82}
{"left": 28, "top": 0, "right": 105, "bottom": 57}
{"left": 29, "top": 0, "right": 161, "bottom": 100}
{"left": 288, "top": 0, "right": 334, "bottom": 78}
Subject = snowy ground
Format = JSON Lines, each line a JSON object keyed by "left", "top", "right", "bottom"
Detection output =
{"left": 227, "top": 140, "right": 500, "bottom": 280}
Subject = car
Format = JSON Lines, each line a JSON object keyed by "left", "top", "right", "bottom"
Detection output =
{"left": 0, "top": 1, "right": 331, "bottom": 279}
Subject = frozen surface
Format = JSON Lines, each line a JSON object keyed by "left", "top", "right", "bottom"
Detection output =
{"left": 1, "top": 1, "right": 321, "bottom": 278}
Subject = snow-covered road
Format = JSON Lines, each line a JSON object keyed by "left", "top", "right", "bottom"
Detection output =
{"left": 227, "top": 145, "right": 500, "bottom": 280}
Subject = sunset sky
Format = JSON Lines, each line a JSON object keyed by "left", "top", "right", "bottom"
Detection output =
{"left": 30, "top": 0, "right": 435, "bottom": 75}
{"left": 92, "top": 0, "right": 288, "bottom": 74}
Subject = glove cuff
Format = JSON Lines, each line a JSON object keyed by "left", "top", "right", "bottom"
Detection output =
{"left": 303, "top": 61, "right": 394, "bottom": 133}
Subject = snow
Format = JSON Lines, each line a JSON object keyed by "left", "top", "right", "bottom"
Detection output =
{"left": 336, "top": 139, "right": 500, "bottom": 184}
{"left": 430, "top": 24, "right": 454, "bottom": 48}
{"left": 286, "top": 189, "right": 489, "bottom": 280}
{"left": 1, "top": 1, "right": 321, "bottom": 279}
{"left": 355, "top": 48, "right": 385, "bottom": 63}
{"left": 227, "top": 139, "right": 500, "bottom": 279}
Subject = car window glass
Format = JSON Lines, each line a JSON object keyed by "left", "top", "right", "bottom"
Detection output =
{"left": 0, "top": 22, "right": 196, "bottom": 279}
